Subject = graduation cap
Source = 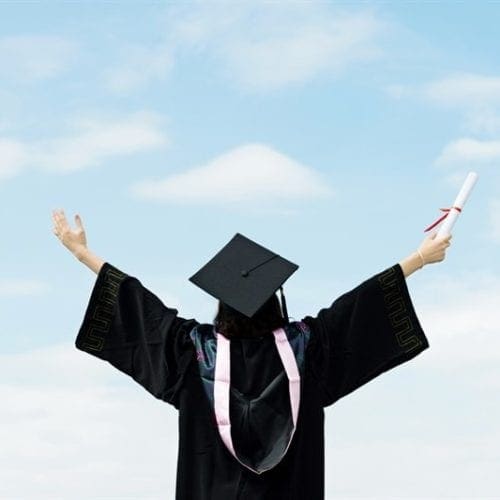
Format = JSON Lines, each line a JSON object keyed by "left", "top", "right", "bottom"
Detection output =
{"left": 189, "top": 233, "right": 298, "bottom": 321}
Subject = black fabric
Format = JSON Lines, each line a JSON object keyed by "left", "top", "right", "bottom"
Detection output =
{"left": 75, "top": 262, "right": 198, "bottom": 407}
{"left": 301, "top": 262, "right": 430, "bottom": 408}
{"left": 75, "top": 261, "right": 429, "bottom": 499}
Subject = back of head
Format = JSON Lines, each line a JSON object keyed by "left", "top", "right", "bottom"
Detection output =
{"left": 214, "top": 293, "right": 286, "bottom": 339}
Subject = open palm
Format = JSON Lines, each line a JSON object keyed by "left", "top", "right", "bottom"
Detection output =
{"left": 52, "top": 209, "right": 87, "bottom": 256}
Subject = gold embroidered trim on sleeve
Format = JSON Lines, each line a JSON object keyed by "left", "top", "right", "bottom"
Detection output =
{"left": 81, "top": 266, "right": 128, "bottom": 352}
{"left": 376, "top": 266, "right": 423, "bottom": 353}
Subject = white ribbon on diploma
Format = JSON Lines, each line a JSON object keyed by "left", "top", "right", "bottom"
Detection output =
{"left": 423, "top": 171, "right": 478, "bottom": 238}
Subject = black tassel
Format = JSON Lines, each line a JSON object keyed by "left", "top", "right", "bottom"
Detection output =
{"left": 279, "top": 286, "right": 289, "bottom": 324}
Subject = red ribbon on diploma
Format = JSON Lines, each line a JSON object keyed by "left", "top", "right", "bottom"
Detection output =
{"left": 424, "top": 206, "right": 462, "bottom": 232}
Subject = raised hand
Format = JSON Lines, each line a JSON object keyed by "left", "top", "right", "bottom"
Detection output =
{"left": 52, "top": 208, "right": 88, "bottom": 259}
{"left": 417, "top": 230, "right": 452, "bottom": 265}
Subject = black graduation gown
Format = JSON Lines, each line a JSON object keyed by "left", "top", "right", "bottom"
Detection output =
{"left": 75, "top": 261, "right": 429, "bottom": 500}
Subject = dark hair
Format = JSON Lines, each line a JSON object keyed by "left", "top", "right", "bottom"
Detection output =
{"left": 214, "top": 293, "right": 287, "bottom": 339}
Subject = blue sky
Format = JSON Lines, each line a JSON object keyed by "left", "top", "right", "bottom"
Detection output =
{"left": 1, "top": 1, "right": 499, "bottom": 498}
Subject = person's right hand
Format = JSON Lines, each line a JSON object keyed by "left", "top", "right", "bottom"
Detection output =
{"left": 52, "top": 209, "right": 88, "bottom": 258}
{"left": 417, "top": 230, "right": 452, "bottom": 265}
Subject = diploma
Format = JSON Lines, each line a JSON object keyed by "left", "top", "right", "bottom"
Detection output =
{"left": 423, "top": 171, "right": 478, "bottom": 238}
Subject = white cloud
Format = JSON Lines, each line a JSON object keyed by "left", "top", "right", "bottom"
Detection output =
{"left": 388, "top": 73, "right": 500, "bottom": 136}
{"left": 326, "top": 434, "right": 500, "bottom": 497}
{"left": 0, "top": 279, "right": 51, "bottom": 297}
{"left": 435, "top": 137, "right": 500, "bottom": 165}
{"left": 388, "top": 73, "right": 500, "bottom": 166}
{"left": 35, "top": 111, "right": 168, "bottom": 173}
{"left": 388, "top": 73, "right": 500, "bottom": 110}
{"left": 107, "top": 2, "right": 384, "bottom": 93}
{"left": 215, "top": 9, "right": 382, "bottom": 91}
{"left": 412, "top": 268, "right": 500, "bottom": 372}
{"left": 424, "top": 73, "right": 500, "bottom": 137}
{"left": 0, "top": 139, "right": 29, "bottom": 180}
{"left": 0, "top": 111, "right": 169, "bottom": 178}
{"left": 0, "top": 343, "right": 178, "bottom": 499}
{"left": 0, "top": 35, "right": 76, "bottom": 82}
{"left": 423, "top": 73, "right": 500, "bottom": 108}
{"left": 130, "top": 142, "right": 332, "bottom": 204}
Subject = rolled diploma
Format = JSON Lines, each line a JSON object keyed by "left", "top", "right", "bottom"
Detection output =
{"left": 436, "top": 171, "right": 478, "bottom": 238}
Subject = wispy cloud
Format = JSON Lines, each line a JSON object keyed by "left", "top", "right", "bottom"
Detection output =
{"left": 387, "top": 73, "right": 500, "bottom": 111}
{"left": 0, "top": 139, "right": 29, "bottom": 180}
{"left": 0, "top": 279, "right": 50, "bottom": 297}
{"left": 423, "top": 73, "right": 500, "bottom": 108}
{"left": 424, "top": 73, "right": 500, "bottom": 139}
{"left": 387, "top": 73, "right": 500, "bottom": 167}
{"left": 36, "top": 111, "right": 168, "bottom": 173}
{"left": 203, "top": 6, "right": 383, "bottom": 91}
{"left": 130, "top": 142, "right": 332, "bottom": 205}
{"left": 387, "top": 73, "right": 500, "bottom": 138}
{"left": 326, "top": 433, "right": 500, "bottom": 497}
{"left": 435, "top": 137, "right": 500, "bottom": 165}
{"left": 106, "top": 2, "right": 384, "bottom": 93}
{"left": 0, "top": 35, "right": 76, "bottom": 83}
{"left": 416, "top": 268, "right": 500, "bottom": 371}
{"left": 0, "top": 343, "right": 178, "bottom": 498}
{"left": 0, "top": 111, "right": 168, "bottom": 178}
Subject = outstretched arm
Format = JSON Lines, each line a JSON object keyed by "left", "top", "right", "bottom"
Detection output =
{"left": 51, "top": 209, "right": 104, "bottom": 274}
{"left": 398, "top": 230, "right": 452, "bottom": 278}
{"left": 53, "top": 208, "right": 199, "bottom": 407}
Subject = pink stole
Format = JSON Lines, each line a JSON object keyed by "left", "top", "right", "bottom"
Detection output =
{"left": 213, "top": 327, "right": 301, "bottom": 475}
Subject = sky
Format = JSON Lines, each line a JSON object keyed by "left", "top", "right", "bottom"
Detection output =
{"left": 0, "top": 0, "right": 499, "bottom": 498}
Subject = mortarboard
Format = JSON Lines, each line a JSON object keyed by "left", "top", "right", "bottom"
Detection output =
{"left": 188, "top": 233, "right": 298, "bottom": 321}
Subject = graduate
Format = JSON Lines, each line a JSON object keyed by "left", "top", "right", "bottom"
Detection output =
{"left": 52, "top": 208, "right": 452, "bottom": 500}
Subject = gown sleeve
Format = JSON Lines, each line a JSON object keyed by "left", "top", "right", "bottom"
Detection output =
{"left": 75, "top": 262, "right": 199, "bottom": 408}
{"left": 301, "top": 262, "right": 429, "bottom": 408}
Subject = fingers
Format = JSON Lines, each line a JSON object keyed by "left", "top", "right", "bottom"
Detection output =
{"left": 51, "top": 209, "right": 60, "bottom": 229}
{"left": 430, "top": 232, "right": 452, "bottom": 242}
{"left": 52, "top": 208, "right": 62, "bottom": 227}
{"left": 51, "top": 208, "right": 73, "bottom": 241}
{"left": 52, "top": 209, "right": 62, "bottom": 231}
{"left": 443, "top": 234, "right": 452, "bottom": 246}
{"left": 52, "top": 209, "right": 71, "bottom": 229}
{"left": 75, "top": 213, "right": 84, "bottom": 229}
{"left": 58, "top": 209, "right": 70, "bottom": 231}
{"left": 52, "top": 209, "right": 63, "bottom": 240}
